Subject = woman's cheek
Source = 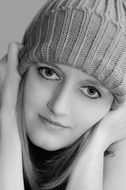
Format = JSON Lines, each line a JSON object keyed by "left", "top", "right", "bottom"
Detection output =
{"left": 73, "top": 102, "right": 109, "bottom": 133}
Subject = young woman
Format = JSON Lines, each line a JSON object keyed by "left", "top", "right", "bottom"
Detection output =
{"left": 0, "top": 0, "right": 126, "bottom": 190}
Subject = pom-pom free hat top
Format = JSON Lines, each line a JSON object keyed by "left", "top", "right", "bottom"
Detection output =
{"left": 18, "top": 0, "right": 126, "bottom": 109}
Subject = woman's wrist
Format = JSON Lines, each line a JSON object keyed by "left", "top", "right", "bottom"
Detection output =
{"left": 84, "top": 129, "right": 106, "bottom": 157}
{"left": 67, "top": 134, "right": 104, "bottom": 190}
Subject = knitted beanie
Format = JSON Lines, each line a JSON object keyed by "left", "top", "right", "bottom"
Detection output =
{"left": 18, "top": 0, "right": 126, "bottom": 109}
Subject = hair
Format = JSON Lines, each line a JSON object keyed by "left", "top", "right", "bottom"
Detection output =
{"left": 16, "top": 66, "right": 113, "bottom": 190}
{"left": 16, "top": 64, "right": 96, "bottom": 190}
{"left": 16, "top": 0, "right": 116, "bottom": 189}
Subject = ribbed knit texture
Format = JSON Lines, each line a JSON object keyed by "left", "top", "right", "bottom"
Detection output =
{"left": 18, "top": 0, "right": 126, "bottom": 109}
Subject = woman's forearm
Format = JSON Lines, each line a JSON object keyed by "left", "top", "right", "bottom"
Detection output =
{"left": 66, "top": 138, "right": 104, "bottom": 190}
{"left": 103, "top": 139, "right": 126, "bottom": 190}
{"left": 0, "top": 130, "right": 24, "bottom": 190}
{"left": 0, "top": 43, "right": 24, "bottom": 190}
{"left": 66, "top": 138, "right": 126, "bottom": 190}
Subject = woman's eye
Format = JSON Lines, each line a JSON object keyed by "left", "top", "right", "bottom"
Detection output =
{"left": 38, "top": 67, "right": 61, "bottom": 80}
{"left": 80, "top": 86, "right": 101, "bottom": 99}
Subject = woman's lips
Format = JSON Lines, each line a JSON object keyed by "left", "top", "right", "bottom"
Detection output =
{"left": 38, "top": 114, "right": 70, "bottom": 129}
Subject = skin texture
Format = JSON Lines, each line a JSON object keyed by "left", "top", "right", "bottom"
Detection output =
{"left": 23, "top": 62, "right": 114, "bottom": 151}
{"left": 0, "top": 42, "right": 24, "bottom": 190}
{"left": 0, "top": 43, "right": 126, "bottom": 190}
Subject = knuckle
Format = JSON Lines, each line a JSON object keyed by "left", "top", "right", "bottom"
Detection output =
{"left": 8, "top": 42, "right": 19, "bottom": 55}
{"left": 8, "top": 42, "right": 14, "bottom": 50}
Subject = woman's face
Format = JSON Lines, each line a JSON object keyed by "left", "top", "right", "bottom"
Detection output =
{"left": 23, "top": 63, "right": 114, "bottom": 151}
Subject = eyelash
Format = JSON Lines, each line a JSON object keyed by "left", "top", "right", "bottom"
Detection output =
{"left": 80, "top": 86, "right": 101, "bottom": 99}
{"left": 37, "top": 66, "right": 61, "bottom": 81}
{"left": 37, "top": 66, "right": 101, "bottom": 99}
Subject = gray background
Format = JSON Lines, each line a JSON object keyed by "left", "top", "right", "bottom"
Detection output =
{"left": 0, "top": 0, "right": 46, "bottom": 58}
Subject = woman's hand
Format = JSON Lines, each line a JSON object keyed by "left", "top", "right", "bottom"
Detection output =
{"left": 0, "top": 42, "right": 22, "bottom": 147}
{"left": 91, "top": 101, "right": 126, "bottom": 153}
{"left": 67, "top": 102, "right": 126, "bottom": 190}
{"left": 0, "top": 42, "right": 24, "bottom": 190}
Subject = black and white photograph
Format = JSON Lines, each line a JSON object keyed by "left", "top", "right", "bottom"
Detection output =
{"left": 0, "top": 0, "right": 126, "bottom": 190}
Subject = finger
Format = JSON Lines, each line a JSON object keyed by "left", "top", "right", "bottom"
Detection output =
{"left": 0, "top": 55, "right": 7, "bottom": 86}
{"left": 1, "top": 42, "right": 22, "bottom": 112}
{"left": 7, "top": 42, "right": 22, "bottom": 73}
{"left": 0, "top": 54, "right": 7, "bottom": 64}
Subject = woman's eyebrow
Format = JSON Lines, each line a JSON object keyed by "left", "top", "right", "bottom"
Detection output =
{"left": 81, "top": 79, "right": 105, "bottom": 88}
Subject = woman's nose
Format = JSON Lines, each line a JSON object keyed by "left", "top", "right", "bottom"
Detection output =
{"left": 47, "top": 84, "right": 71, "bottom": 116}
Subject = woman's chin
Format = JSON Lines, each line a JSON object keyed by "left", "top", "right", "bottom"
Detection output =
{"left": 27, "top": 134, "right": 65, "bottom": 152}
